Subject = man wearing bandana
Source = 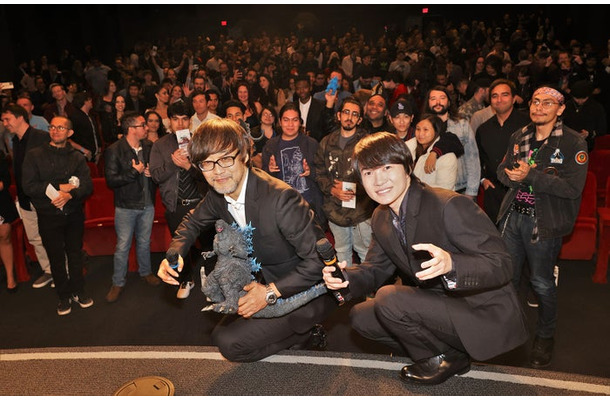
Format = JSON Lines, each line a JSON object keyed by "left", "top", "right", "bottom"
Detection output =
{"left": 496, "top": 86, "right": 588, "bottom": 369}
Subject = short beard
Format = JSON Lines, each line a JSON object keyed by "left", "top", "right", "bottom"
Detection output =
{"left": 429, "top": 105, "right": 448, "bottom": 116}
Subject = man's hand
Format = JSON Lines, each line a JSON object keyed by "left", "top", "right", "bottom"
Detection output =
{"left": 330, "top": 179, "right": 355, "bottom": 201}
{"left": 413, "top": 243, "right": 453, "bottom": 280}
{"left": 157, "top": 254, "right": 183, "bottom": 285}
{"left": 322, "top": 261, "right": 349, "bottom": 290}
{"left": 424, "top": 152, "right": 438, "bottom": 174}
{"left": 144, "top": 164, "right": 151, "bottom": 178}
{"left": 51, "top": 191, "right": 72, "bottom": 209}
{"left": 504, "top": 160, "right": 532, "bottom": 182}
{"left": 299, "top": 159, "right": 310, "bottom": 177}
{"left": 171, "top": 148, "right": 192, "bottom": 170}
{"left": 132, "top": 158, "right": 145, "bottom": 173}
{"left": 237, "top": 282, "right": 268, "bottom": 318}
{"left": 268, "top": 155, "right": 280, "bottom": 173}
{"left": 481, "top": 178, "right": 496, "bottom": 190}
{"left": 325, "top": 90, "right": 338, "bottom": 108}
{"left": 59, "top": 183, "right": 76, "bottom": 193}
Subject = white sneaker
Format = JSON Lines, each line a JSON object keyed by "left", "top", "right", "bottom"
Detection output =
{"left": 177, "top": 281, "right": 195, "bottom": 299}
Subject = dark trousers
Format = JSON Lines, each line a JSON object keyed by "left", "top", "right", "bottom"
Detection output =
{"left": 211, "top": 294, "right": 336, "bottom": 362}
{"left": 38, "top": 210, "right": 85, "bottom": 300}
{"left": 482, "top": 182, "right": 507, "bottom": 223}
{"left": 501, "top": 211, "right": 562, "bottom": 338}
{"left": 350, "top": 285, "right": 466, "bottom": 361}
{"left": 166, "top": 201, "right": 215, "bottom": 282}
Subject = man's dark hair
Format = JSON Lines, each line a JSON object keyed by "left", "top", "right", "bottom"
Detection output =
{"left": 72, "top": 91, "right": 92, "bottom": 109}
{"left": 1, "top": 104, "right": 29, "bottom": 124}
{"left": 190, "top": 89, "right": 207, "bottom": 102}
{"left": 278, "top": 101, "right": 302, "bottom": 122}
{"left": 128, "top": 80, "right": 140, "bottom": 89}
{"left": 424, "top": 85, "right": 459, "bottom": 121}
{"left": 489, "top": 78, "right": 517, "bottom": 97}
{"left": 168, "top": 101, "right": 190, "bottom": 118}
{"left": 190, "top": 118, "right": 252, "bottom": 168}
{"left": 295, "top": 75, "right": 311, "bottom": 86}
{"left": 222, "top": 100, "right": 246, "bottom": 114}
{"left": 340, "top": 96, "right": 364, "bottom": 117}
{"left": 205, "top": 89, "right": 220, "bottom": 101}
{"left": 121, "top": 111, "right": 142, "bottom": 135}
{"left": 352, "top": 131, "right": 414, "bottom": 179}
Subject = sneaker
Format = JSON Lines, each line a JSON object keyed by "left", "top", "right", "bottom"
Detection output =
{"left": 177, "top": 281, "right": 195, "bottom": 299}
{"left": 72, "top": 293, "right": 94, "bottom": 308}
{"left": 57, "top": 298, "right": 72, "bottom": 316}
{"left": 33, "top": 273, "right": 54, "bottom": 289}
{"left": 142, "top": 274, "right": 161, "bottom": 286}
{"left": 105, "top": 285, "right": 123, "bottom": 303}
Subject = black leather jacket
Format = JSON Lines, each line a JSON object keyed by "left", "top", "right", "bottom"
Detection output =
{"left": 104, "top": 137, "right": 156, "bottom": 209}
{"left": 497, "top": 122, "right": 588, "bottom": 239}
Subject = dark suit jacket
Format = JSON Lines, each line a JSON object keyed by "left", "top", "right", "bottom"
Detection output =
{"left": 169, "top": 167, "right": 325, "bottom": 298}
{"left": 346, "top": 179, "right": 528, "bottom": 361}
{"left": 303, "top": 98, "right": 332, "bottom": 142}
{"left": 70, "top": 109, "right": 101, "bottom": 154}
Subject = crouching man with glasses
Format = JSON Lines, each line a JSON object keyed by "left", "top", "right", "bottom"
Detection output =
{"left": 157, "top": 118, "right": 335, "bottom": 362}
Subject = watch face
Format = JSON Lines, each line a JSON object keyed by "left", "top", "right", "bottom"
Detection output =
{"left": 266, "top": 290, "right": 277, "bottom": 305}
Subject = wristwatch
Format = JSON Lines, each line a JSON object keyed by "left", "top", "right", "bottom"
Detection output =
{"left": 265, "top": 285, "right": 277, "bottom": 305}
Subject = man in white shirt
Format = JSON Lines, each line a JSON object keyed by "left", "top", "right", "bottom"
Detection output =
{"left": 189, "top": 90, "right": 219, "bottom": 133}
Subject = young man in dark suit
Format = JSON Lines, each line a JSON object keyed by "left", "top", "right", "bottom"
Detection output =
{"left": 323, "top": 131, "right": 528, "bottom": 385}
{"left": 157, "top": 118, "right": 335, "bottom": 362}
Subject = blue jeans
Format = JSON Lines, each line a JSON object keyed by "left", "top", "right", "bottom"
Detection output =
{"left": 113, "top": 206, "right": 155, "bottom": 287}
{"left": 501, "top": 211, "right": 562, "bottom": 338}
{"left": 328, "top": 219, "right": 372, "bottom": 267}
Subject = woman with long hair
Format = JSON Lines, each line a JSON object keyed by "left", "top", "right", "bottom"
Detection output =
{"left": 147, "top": 86, "right": 170, "bottom": 130}
{"left": 235, "top": 81, "right": 262, "bottom": 129}
{"left": 169, "top": 83, "right": 185, "bottom": 104}
{"left": 250, "top": 105, "right": 278, "bottom": 168}
{"left": 98, "top": 79, "right": 117, "bottom": 113}
{"left": 406, "top": 114, "right": 457, "bottom": 190}
{"left": 144, "top": 110, "right": 168, "bottom": 143}
{"left": 100, "top": 94, "right": 126, "bottom": 145}
{"left": 258, "top": 74, "right": 286, "bottom": 113}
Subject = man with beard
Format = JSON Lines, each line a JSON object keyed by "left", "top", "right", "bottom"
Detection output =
{"left": 157, "top": 118, "right": 335, "bottom": 362}
{"left": 314, "top": 97, "right": 376, "bottom": 266}
{"left": 361, "top": 92, "right": 393, "bottom": 134}
{"left": 424, "top": 86, "right": 480, "bottom": 199}
{"left": 497, "top": 86, "right": 587, "bottom": 368}
{"left": 22, "top": 116, "right": 94, "bottom": 315}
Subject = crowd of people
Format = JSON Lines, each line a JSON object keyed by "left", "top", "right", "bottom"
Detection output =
{"left": 0, "top": 9, "right": 607, "bottom": 386}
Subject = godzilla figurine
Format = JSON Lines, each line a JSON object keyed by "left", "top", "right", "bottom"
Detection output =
{"left": 199, "top": 219, "right": 328, "bottom": 318}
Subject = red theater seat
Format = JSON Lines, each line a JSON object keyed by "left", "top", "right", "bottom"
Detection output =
{"left": 559, "top": 172, "right": 597, "bottom": 260}
{"left": 594, "top": 177, "right": 610, "bottom": 284}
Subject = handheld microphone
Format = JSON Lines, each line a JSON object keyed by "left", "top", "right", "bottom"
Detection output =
{"left": 316, "top": 237, "right": 352, "bottom": 305}
{"left": 166, "top": 249, "right": 180, "bottom": 270}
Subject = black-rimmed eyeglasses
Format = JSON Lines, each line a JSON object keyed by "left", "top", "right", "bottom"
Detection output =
{"left": 198, "top": 151, "right": 240, "bottom": 172}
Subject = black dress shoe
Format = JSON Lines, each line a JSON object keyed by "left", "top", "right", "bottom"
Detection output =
{"left": 400, "top": 349, "right": 471, "bottom": 385}
{"left": 530, "top": 336, "right": 554, "bottom": 368}
{"left": 290, "top": 324, "right": 328, "bottom": 350}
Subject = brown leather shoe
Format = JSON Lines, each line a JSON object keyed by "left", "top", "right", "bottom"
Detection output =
{"left": 142, "top": 274, "right": 161, "bottom": 286}
{"left": 105, "top": 285, "right": 123, "bottom": 303}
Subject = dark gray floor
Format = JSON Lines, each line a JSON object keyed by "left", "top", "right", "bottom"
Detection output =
{"left": 1, "top": 253, "right": 609, "bottom": 380}
{"left": 2, "top": 346, "right": 609, "bottom": 396}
